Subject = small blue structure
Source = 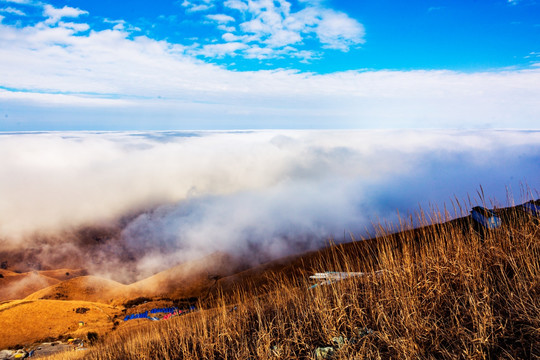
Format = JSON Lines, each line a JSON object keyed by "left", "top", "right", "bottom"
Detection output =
{"left": 471, "top": 206, "right": 501, "bottom": 230}
{"left": 522, "top": 200, "right": 540, "bottom": 217}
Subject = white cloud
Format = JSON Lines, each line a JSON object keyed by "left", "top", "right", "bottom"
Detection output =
{"left": 206, "top": 13, "right": 235, "bottom": 23}
{"left": 315, "top": 10, "right": 365, "bottom": 50}
{"left": 43, "top": 4, "right": 87, "bottom": 25}
{"left": 0, "top": 6, "right": 25, "bottom": 15}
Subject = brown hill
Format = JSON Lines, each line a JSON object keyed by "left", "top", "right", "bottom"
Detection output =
{"left": 0, "top": 299, "right": 121, "bottom": 349}
{"left": 0, "top": 270, "right": 60, "bottom": 302}
{"left": 37, "top": 268, "right": 87, "bottom": 281}
{"left": 24, "top": 276, "right": 127, "bottom": 304}
{"left": 126, "top": 252, "right": 244, "bottom": 300}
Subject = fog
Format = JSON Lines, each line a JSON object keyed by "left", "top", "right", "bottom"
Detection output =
{"left": 0, "top": 130, "right": 538, "bottom": 281}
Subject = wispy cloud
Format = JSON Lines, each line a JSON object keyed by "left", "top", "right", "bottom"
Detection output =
{"left": 0, "top": 0, "right": 36, "bottom": 4}
{"left": 0, "top": 88, "right": 133, "bottom": 106}
{"left": 181, "top": 0, "right": 214, "bottom": 13}
{"left": 206, "top": 13, "right": 235, "bottom": 23}
{"left": 0, "top": 6, "right": 25, "bottom": 15}
{"left": 198, "top": 41, "right": 248, "bottom": 57}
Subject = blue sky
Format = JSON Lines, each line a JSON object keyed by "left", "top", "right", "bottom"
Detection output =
{"left": 65, "top": 0, "right": 540, "bottom": 72}
{"left": 0, "top": 0, "right": 539, "bottom": 130}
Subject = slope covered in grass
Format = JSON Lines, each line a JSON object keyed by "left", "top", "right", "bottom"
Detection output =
{"left": 0, "top": 299, "right": 121, "bottom": 349}
{"left": 45, "top": 205, "right": 539, "bottom": 359}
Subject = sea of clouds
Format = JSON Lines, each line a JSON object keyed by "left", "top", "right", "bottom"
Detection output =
{"left": 0, "top": 130, "right": 538, "bottom": 281}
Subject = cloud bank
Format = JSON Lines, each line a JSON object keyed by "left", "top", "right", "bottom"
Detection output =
{"left": 0, "top": 130, "right": 538, "bottom": 280}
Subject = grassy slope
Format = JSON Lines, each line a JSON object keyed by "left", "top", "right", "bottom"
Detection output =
{"left": 43, "top": 205, "right": 540, "bottom": 359}
{"left": 23, "top": 276, "right": 128, "bottom": 303}
{"left": 0, "top": 299, "right": 121, "bottom": 349}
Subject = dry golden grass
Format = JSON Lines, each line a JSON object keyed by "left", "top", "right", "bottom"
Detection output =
{"left": 0, "top": 299, "right": 121, "bottom": 349}
{"left": 43, "top": 204, "right": 539, "bottom": 359}
{"left": 40, "top": 350, "right": 88, "bottom": 360}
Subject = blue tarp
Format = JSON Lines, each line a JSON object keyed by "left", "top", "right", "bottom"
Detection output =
{"left": 123, "top": 311, "right": 148, "bottom": 321}
{"left": 523, "top": 201, "right": 540, "bottom": 217}
{"left": 124, "top": 307, "right": 197, "bottom": 322}
{"left": 471, "top": 206, "right": 501, "bottom": 229}
{"left": 150, "top": 307, "right": 178, "bottom": 314}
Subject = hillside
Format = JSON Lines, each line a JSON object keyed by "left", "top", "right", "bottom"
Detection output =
{"left": 38, "top": 203, "right": 539, "bottom": 359}
{"left": 24, "top": 276, "right": 127, "bottom": 304}
{"left": 0, "top": 202, "right": 538, "bottom": 358}
{"left": 0, "top": 299, "right": 120, "bottom": 349}
{"left": 126, "top": 251, "right": 245, "bottom": 300}
{"left": 0, "top": 270, "right": 60, "bottom": 302}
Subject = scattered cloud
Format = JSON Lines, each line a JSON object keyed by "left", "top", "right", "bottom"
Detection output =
{"left": 185, "top": 0, "right": 365, "bottom": 59}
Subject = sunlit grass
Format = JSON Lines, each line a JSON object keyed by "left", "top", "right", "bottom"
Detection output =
{"left": 44, "top": 203, "right": 540, "bottom": 359}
